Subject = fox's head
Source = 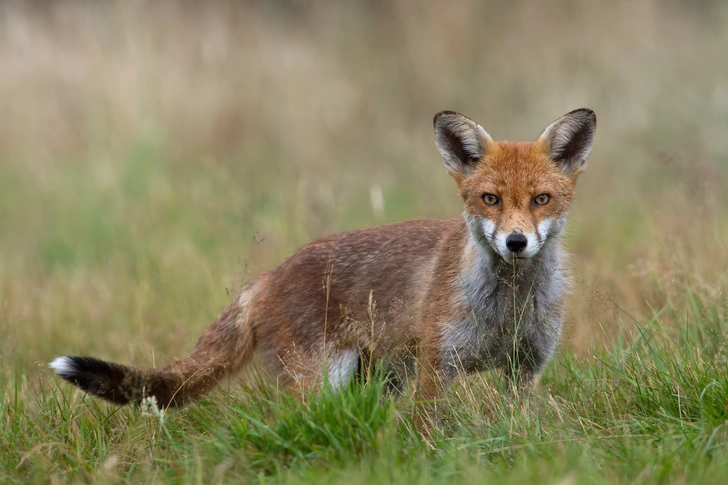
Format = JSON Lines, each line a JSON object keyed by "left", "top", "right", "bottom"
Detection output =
{"left": 434, "top": 109, "right": 596, "bottom": 261}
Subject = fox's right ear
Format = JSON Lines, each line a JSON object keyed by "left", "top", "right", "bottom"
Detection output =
{"left": 434, "top": 111, "right": 493, "bottom": 179}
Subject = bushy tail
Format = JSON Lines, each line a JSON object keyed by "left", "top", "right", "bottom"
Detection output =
{"left": 50, "top": 300, "right": 254, "bottom": 408}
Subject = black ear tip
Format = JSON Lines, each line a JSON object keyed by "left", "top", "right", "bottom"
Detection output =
{"left": 433, "top": 110, "right": 463, "bottom": 127}
{"left": 569, "top": 108, "right": 596, "bottom": 125}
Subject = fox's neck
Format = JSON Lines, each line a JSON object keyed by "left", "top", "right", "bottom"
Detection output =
{"left": 461, "top": 217, "right": 565, "bottom": 308}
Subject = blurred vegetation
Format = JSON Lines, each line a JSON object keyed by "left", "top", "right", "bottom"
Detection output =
{"left": 1, "top": 0, "right": 728, "bottom": 482}
{"left": 2, "top": 0, "right": 727, "bottom": 386}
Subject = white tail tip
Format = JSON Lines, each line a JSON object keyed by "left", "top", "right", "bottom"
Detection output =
{"left": 49, "top": 356, "right": 75, "bottom": 378}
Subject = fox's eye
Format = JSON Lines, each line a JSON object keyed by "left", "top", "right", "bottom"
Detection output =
{"left": 482, "top": 194, "right": 499, "bottom": 206}
{"left": 534, "top": 194, "right": 550, "bottom": 205}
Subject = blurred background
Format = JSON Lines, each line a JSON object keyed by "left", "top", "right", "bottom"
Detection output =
{"left": 1, "top": 0, "right": 727, "bottom": 378}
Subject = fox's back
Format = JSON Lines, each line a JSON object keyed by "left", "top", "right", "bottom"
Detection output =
{"left": 253, "top": 218, "right": 465, "bottom": 351}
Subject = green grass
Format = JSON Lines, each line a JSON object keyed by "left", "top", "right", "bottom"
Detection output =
{"left": 3, "top": 299, "right": 728, "bottom": 484}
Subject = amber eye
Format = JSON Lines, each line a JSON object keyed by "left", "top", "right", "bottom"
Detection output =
{"left": 482, "top": 194, "right": 499, "bottom": 206}
{"left": 534, "top": 194, "right": 550, "bottom": 205}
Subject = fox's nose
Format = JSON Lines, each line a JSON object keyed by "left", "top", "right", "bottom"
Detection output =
{"left": 506, "top": 233, "right": 528, "bottom": 253}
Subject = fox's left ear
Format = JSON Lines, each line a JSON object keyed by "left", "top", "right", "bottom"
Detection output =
{"left": 538, "top": 108, "right": 596, "bottom": 175}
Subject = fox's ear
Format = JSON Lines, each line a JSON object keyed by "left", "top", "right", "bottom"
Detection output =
{"left": 538, "top": 108, "right": 596, "bottom": 175}
{"left": 434, "top": 111, "right": 493, "bottom": 178}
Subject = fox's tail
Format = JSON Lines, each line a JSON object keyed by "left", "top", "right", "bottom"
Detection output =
{"left": 50, "top": 297, "right": 255, "bottom": 408}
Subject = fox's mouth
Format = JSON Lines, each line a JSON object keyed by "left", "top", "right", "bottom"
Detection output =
{"left": 499, "top": 250, "right": 535, "bottom": 262}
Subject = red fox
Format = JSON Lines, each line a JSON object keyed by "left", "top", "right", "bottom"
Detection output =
{"left": 50, "top": 109, "right": 596, "bottom": 411}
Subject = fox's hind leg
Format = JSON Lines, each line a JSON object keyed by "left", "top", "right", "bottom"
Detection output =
{"left": 355, "top": 349, "right": 416, "bottom": 395}
{"left": 258, "top": 341, "right": 360, "bottom": 396}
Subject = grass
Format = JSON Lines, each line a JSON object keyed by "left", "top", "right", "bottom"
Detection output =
{"left": 4, "top": 303, "right": 728, "bottom": 484}
{"left": 2, "top": 0, "right": 728, "bottom": 483}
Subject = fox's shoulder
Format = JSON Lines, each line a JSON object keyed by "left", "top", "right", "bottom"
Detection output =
{"left": 308, "top": 218, "right": 466, "bottom": 250}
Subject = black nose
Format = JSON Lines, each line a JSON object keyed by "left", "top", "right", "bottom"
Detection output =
{"left": 506, "top": 233, "right": 528, "bottom": 253}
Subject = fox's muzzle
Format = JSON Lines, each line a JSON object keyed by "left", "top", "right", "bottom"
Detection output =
{"left": 505, "top": 233, "right": 528, "bottom": 253}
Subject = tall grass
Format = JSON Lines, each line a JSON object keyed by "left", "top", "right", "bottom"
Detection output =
{"left": 1, "top": 0, "right": 728, "bottom": 483}
{"left": 3, "top": 293, "right": 728, "bottom": 483}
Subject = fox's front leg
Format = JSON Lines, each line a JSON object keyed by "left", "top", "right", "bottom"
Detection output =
{"left": 414, "top": 338, "right": 456, "bottom": 429}
{"left": 502, "top": 334, "right": 552, "bottom": 403}
{"left": 414, "top": 365, "right": 443, "bottom": 430}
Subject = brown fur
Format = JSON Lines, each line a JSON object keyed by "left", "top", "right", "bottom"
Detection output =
{"left": 459, "top": 140, "right": 578, "bottom": 239}
{"left": 51, "top": 109, "right": 595, "bottom": 421}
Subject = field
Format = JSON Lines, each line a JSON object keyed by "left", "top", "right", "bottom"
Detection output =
{"left": 2, "top": 1, "right": 728, "bottom": 483}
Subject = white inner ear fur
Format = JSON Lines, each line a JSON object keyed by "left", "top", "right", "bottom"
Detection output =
{"left": 538, "top": 109, "right": 596, "bottom": 175}
{"left": 434, "top": 112, "right": 493, "bottom": 177}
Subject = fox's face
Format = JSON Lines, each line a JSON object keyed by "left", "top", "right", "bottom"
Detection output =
{"left": 434, "top": 109, "right": 596, "bottom": 261}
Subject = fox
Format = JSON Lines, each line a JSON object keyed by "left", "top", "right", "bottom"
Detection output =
{"left": 50, "top": 108, "right": 596, "bottom": 414}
